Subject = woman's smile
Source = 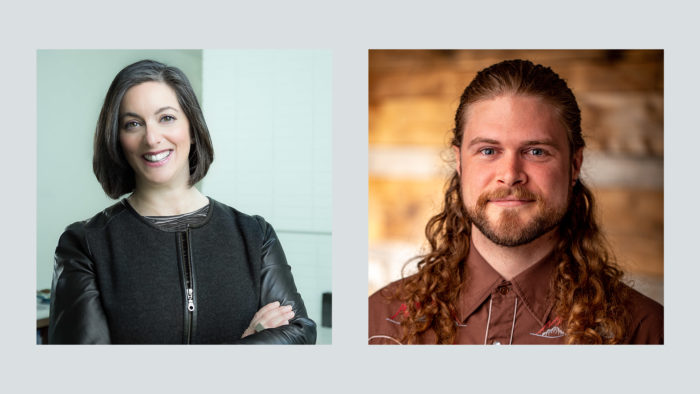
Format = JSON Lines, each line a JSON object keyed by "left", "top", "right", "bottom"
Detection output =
{"left": 142, "top": 149, "right": 173, "bottom": 166}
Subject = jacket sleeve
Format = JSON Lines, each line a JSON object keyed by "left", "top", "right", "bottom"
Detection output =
{"left": 235, "top": 217, "right": 317, "bottom": 344}
{"left": 48, "top": 222, "right": 111, "bottom": 344}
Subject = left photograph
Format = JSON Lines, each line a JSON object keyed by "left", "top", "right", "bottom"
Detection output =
{"left": 37, "top": 50, "right": 332, "bottom": 344}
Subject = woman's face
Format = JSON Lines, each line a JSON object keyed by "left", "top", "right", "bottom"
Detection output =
{"left": 119, "top": 81, "right": 192, "bottom": 191}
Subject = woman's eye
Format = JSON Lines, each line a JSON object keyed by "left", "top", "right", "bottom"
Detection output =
{"left": 123, "top": 121, "right": 140, "bottom": 130}
{"left": 161, "top": 115, "right": 176, "bottom": 122}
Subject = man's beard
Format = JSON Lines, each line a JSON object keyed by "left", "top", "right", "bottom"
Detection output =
{"left": 465, "top": 186, "right": 569, "bottom": 247}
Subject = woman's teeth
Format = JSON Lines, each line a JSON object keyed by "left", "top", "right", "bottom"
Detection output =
{"left": 144, "top": 150, "right": 171, "bottom": 162}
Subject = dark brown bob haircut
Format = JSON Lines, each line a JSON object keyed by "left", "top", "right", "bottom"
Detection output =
{"left": 93, "top": 59, "right": 214, "bottom": 199}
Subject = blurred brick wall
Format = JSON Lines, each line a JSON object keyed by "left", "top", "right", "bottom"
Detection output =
{"left": 368, "top": 50, "right": 663, "bottom": 303}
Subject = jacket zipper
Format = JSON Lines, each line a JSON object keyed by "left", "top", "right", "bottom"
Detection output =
{"left": 187, "top": 288, "right": 195, "bottom": 312}
{"left": 181, "top": 226, "right": 195, "bottom": 344}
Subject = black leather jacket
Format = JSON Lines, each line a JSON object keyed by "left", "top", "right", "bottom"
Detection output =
{"left": 48, "top": 198, "right": 316, "bottom": 344}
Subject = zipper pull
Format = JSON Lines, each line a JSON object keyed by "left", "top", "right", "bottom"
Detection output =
{"left": 187, "top": 288, "right": 195, "bottom": 312}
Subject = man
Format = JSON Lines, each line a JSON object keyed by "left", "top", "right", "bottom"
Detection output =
{"left": 368, "top": 59, "right": 663, "bottom": 344}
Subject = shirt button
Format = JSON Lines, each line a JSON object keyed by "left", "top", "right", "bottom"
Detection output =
{"left": 498, "top": 287, "right": 509, "bottom": 295}
{"left": 493, "top": 341, "right": 501, "bottom": 345}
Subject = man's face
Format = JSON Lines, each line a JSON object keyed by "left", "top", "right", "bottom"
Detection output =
{"left": 455, "top": 94, "right": 582, "bottom": 247}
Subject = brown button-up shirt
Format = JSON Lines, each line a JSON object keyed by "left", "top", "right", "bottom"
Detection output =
{"left": 369, "top": 245, "right": 663, "bottom": 344}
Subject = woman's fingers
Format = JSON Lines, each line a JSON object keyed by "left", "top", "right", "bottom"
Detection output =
{"left": 242, "top": 302, "right": 295, "bottom": 338}
{"left": 252, "top": 301, "right": 281, "bottom": 322}
{"left": 265, "top": 309, "right": 295, "bottom": 329}
{"left": 257, "top": 304, "right": 294, "bottom": 329}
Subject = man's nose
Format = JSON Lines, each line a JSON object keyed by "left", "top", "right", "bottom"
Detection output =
{"left": 497, "top": 152, "right": 527, "bottom": 186}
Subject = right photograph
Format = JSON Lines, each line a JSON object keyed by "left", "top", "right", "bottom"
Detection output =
{"left": 368, "top": 50, "right": 663, "bottom": 344}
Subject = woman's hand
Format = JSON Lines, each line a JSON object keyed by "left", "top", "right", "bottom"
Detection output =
{"left": 241, "top": 301, "right": 295, "bottom": 338}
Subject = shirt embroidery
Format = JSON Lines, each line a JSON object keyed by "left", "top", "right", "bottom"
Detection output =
{"left": 386, "top": 303, "right": 467, "bottom": 327}
{"left": 530, "top": 316, "right": 565, "bottom": 338}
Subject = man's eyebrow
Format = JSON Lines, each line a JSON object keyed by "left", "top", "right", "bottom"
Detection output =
{"left": 466, "top": 137, "right": 562, "bottom": 149}
{"left": 522, "top": 139, "right": 558, "bottom": 147}
{"left": 467, "top": 137, "right": 501, "bottom": 147}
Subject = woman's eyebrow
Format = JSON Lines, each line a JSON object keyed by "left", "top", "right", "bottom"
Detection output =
{"left": 119, "top": 106, "right": 179, "bottom": 120}
{"left": 154, "top": 106, "right": 179, "bottom": 114}
{"left": 119, "top": 112, "right": 142, "bottom": 120}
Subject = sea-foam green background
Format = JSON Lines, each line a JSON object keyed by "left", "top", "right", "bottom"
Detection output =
{"left": 37, "top": 49, "right": 332, "bottom": 343}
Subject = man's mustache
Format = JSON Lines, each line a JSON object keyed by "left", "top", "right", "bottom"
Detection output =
{"left": 476, "top": 186, "right": 541, "bottom": 208}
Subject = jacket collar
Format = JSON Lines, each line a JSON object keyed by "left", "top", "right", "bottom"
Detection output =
{"left": 456, "top": 242, "right": 557, "bottom": 327}
{"left": 121, "top": 197, "right": 216, "bottom": 232}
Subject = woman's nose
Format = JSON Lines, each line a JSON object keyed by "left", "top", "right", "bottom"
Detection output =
{"left": 497, "top": 153, "right": 527, "bottom": 186}
{"left": 143, "top": 124, "right": 162, "bottom": 146}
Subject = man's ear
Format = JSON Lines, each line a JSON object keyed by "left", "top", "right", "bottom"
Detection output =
{"left": 571, "top": 148, "right": 583, "bottom": 185}
{"left": 453, "top": 145, "right": 462, "bottom": 176}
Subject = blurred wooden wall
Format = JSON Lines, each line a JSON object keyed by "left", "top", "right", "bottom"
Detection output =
{"left": 368, "top": 50, "right": 663, "bottom": 303}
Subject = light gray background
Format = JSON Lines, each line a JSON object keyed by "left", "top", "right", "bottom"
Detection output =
{"left": 1, "top": 0, "right": 696, "bottom": 393}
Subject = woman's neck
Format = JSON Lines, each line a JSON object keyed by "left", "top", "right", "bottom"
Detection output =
{"left": 128, "top": 185, "right": 209, "bottom": 216}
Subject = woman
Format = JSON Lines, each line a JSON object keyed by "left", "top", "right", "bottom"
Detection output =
{"left": 48, "top": 60, "right": 316, "bottom": 344}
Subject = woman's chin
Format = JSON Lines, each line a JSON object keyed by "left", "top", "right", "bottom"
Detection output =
{"left": 136, "top": 173, "right": 183, "bottom": 189}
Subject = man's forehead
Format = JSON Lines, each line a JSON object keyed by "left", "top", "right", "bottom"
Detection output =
{"left": 462, "top": 95, "right": 568, "bottom": 146}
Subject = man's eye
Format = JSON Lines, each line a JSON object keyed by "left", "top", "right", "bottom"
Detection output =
{"left": 528, "top": 148, "right": 546, "bottom": 156}
{"left": 479, "top": 148, "right": 495, "bottom": 156}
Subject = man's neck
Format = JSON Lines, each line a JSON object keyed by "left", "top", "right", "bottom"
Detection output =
{"left": 470, "top": 226, "right": 558, "bottom": 281}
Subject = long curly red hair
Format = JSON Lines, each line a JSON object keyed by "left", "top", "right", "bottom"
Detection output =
{"left": 394, "top": 60, "right": 631, "bottom": 344}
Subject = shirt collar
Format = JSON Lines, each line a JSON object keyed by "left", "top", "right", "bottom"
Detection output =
{"left": 456, "top": 242, "right": 557, "bottom": 327}
{"left": 509, "top": 248, "right": 557, "bottom": 327}
{"left": 456, "top": 244, "right": 503, "bottom": 322}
